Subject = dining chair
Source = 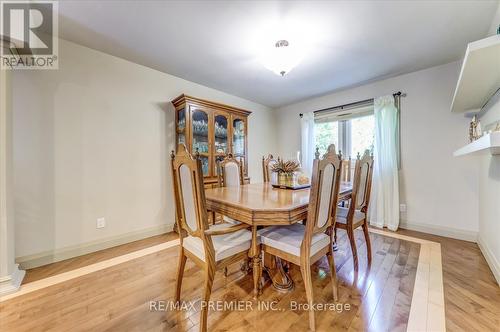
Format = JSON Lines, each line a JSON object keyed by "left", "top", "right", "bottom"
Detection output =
{"left": 216, "top": 154, "right": 244, "bottom": 226}
{"left": 338, "top": 156, "right": 352, "bottom": 208}
{"left": 171, "top": 145, "right": 253, "bottom": 332}
{"left": 262, "top": 154, "right": 277, "bottom": 183}
{"left": 334, "top": 150, "right": 374, "bottom": 269}
{"left": 217, "top": 153, "right": 244, "bottom": 187}
{"left": 259, "top": 144, "right": 342, "bottom": 331}
{"left": 341, "top": 156, "right": 352, "bottom": 182}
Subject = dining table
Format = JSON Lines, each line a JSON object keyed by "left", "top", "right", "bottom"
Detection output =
{"left": 205, "top": 182, "right": 353, "bottom": 298}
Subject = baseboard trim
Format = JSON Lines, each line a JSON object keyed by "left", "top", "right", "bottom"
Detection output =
{"left": 0, "top": 264, "right": 26, "bottom": 295}
{"left": 16, "top": 223, "right": 174, "bottom": 269}
{"left": 399, "top": 220, "right": 478, "bottom": 242}
{"left": 477, "top": 235, "right": 500, "bottom": 285}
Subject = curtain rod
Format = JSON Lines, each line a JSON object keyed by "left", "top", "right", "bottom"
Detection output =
{"left": 299, "top": 91, "right": 405, "bottom": 118}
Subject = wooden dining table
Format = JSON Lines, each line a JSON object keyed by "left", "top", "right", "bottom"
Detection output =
{"left": 205, "top": 182, "right": 352, "bottom": 298}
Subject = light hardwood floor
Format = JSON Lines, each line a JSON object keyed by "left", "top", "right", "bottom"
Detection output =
{"left": 21, "top": 232, "right": 178, "bottom": 284}
{"left": 397, "top": 229, "right": 500, "bottom": 332}
{"left": 1, "top": 228, "right": 498, "bottom": 331}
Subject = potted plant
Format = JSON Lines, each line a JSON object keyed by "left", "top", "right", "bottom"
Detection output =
{"left": 271, "top": 159, "right": 300, "bottom": 187}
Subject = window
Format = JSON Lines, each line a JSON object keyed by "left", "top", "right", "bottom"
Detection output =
{"left": 350, "top": 114, "right": 375, "bottom": 157}
{"left": 314, "top": 110, "right": 375, "bottom": 159}
{"left": 315, "top": 121, "right": 339, "bottom": 156}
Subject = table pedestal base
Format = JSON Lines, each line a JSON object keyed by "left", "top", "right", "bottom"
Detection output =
{"left": 264, "top": 257, "right": 294, "bottom": 292}
{"left": 242, "top": 254, "right": 294, "bottom": 292}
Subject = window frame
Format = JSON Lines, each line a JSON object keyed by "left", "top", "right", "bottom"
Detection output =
{"left": 313, "top": 96, "right": 401, "bottom": 169}
{"left": 315, "top": 112, "right": 374, "bottom": 159}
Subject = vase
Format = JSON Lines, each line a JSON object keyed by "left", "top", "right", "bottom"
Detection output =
{"left": 278, "top": 173, "right": 294, "bottom": 187}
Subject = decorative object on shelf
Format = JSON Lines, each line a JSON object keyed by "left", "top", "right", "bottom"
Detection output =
{"left": 214, "top": 121, "right": 228, "bottom": 138}
{"left": 178, "top": 119, "right": 185, "bottom": 130}
{"left": 468, "top": 116, "right": 475, "bottom": 142}
{"left": 192, "top": 138, "right": 209, "bottom": 153}
{"left": 192, "top": 119, "right": 209, "bottom": 136}
{"left": 177, "top": 108, "right": 186, "bottom": 131}
{"left": 178, "top": 118, "right": 185, "bottom": 130}
{"left": 215, "top": 139, "right": 227, "bottom": 154}
{"left": 469, "top": 115, "right": 483, "bottom": 142}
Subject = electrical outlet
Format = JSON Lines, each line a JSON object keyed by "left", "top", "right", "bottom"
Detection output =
{"left": 399, "top": 204, "right": 407, "bottom": 213}
{"left": 96, "top": 217, "right": 106, "bottom": 229}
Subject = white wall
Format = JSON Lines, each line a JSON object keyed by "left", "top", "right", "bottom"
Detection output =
{"left": 477, "top": 99, "right": 500, "bottom": 284}
{"left": 274, "top": 61, "right": 479, "bottom": 240}
{"left": 1, "top": 55, "right": 25, "bottom": 293}
{"left": 12, "top": 39, "right": 277, "bottom": 262}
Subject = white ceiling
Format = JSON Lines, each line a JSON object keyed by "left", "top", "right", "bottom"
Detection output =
{"left": 57, "top": 0, "right": 498, "bottom": 107}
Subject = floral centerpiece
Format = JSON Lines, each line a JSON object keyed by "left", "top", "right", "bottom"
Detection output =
{"left": 271, "top": 159, "right": 300, "bottom": 187}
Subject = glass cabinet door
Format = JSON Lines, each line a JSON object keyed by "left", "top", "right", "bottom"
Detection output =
{"left": 177, "top": 108, "right": 186, "bottom": 130}
{"left": 232, "top": 117, "right": 246, "bottom": 157}
{"left": 191, "top": 108, "right": 210, "bottom": 176}
{"left": 176, "top": 108, "right": 186, "bottom": 147}
{"left": 214, "top": 113, "right": 229, "bottom": 175}
{"left": 214, "top": 114, "right": 229, "bottom": 155}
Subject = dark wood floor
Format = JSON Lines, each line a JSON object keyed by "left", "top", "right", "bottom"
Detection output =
{"left": 2, "top": 229, "right": 419, "bottom": 331}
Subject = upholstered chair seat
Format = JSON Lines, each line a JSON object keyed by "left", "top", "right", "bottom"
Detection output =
{"left": 259, "top": 224, "right": 330, "bottom": 257}
{"left": 183, "top": 223, "right": 253, "bottom": 261}
{"left": 335, "top": 207, "right": 365, "bottom": 225}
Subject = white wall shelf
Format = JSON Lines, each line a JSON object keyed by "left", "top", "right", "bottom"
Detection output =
{"left": 454, "top": 132, "right": 500, "bottom": 156}
{"left": 451, "top": 35, "right": 500, "bottom": 114}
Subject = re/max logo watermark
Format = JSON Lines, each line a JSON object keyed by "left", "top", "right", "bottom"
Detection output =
{"left": 1, "top": 1, "right": 58, "bottom": 69}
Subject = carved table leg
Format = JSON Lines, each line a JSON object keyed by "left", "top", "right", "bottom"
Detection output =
{"left": 240, "top": 258, "right": 251, "bottom": 273}
{"left": 250, "top": 226, "right": 261, "bottom": 299}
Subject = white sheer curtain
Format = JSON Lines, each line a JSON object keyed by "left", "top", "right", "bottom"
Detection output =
{"left": 369, "top": 95, "right": 400, "bottom": 231}
{"left": 300, "top": 112, "right": 316, "bottom": 176}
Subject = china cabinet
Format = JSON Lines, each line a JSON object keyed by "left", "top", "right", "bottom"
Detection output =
{"left": 172, "top": 94, "right": 251, "bottom": 187}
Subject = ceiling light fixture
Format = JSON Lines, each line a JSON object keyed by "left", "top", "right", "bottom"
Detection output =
{"left": 261, "top": 39, "right": 303, "bottom": 77}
